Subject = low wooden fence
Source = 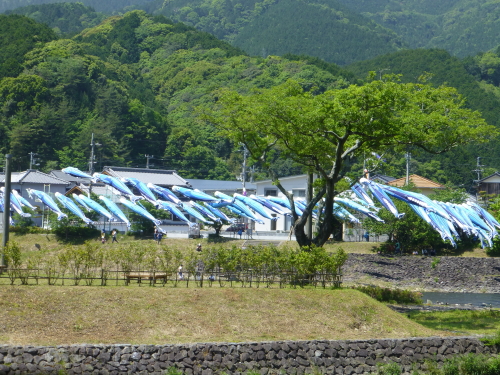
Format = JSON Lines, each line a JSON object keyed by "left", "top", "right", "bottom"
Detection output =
{"left": 0, "top": 267, "right": 342, "bottom": 288}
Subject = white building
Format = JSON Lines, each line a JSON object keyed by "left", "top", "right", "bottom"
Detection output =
{"left": 254, "top": 174, "right": 308, "bottom": 232}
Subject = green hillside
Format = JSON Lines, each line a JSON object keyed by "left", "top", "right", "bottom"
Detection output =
{"left": 4, "top": 2, "right": 106, "bottom": 35}
{"left": 0, "top": 0, "right": 154, "bottom": 14}
{"left": 138, "top": 0, "right": 403, "bottom": 65}
{"left": 346, "top": 49, "right": 500, "bottom": 188}
{"left": 0, "top": 11, "right": 354, "bottom": 177}
{"left": 336, "top": 0, "right": 500, "bottom": 58}
{"left": 0, "top": 14, "right": 57, "bottom": 78}
{"left": 231, "top": 0, "right": 402, "bottom": 65}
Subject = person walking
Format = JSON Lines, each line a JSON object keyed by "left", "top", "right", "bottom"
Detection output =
{"left": 178, "top": 264, "right": 183, "bottom": 280}
{"left": 157, "top": 231, "right": 163, "bottom": 244}
{"left": 237, "top": 228, "right": 243, "bottom": 239}
{"left": 111, "top": 229, "right": 118, "bottom": 243}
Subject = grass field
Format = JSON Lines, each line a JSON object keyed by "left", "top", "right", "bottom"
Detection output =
{"left": 0, "top": 233, "right": 490, "bottom": 347}
{"left": 0, "top": 286, "right": 442, "bottom": 346}
{"left": 408, "top": 309, "right": 500, "bottom": 336}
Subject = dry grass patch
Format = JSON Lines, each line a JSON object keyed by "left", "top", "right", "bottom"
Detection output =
{"left": 0, "top": 286, "right": 443, "bottom": 346}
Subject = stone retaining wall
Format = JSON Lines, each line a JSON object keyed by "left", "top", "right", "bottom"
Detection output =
{"left": 343, "top": 254, "right": 500, "bottom": 292}
{"left": 0, "top": 336, "right": 497, "bottom": 375}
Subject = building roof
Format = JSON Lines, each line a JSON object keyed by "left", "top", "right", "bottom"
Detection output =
{"left": 66, "top": 184, "right": 110, "bottom": 197}
{"left": 50, "top": 170, "right": 91, "bottom": 184}
{"left": 255, "top": 174, "right": 308, "bottom": 184}
{"left": 478, "top": 172, "right": 500, "bottom": 183}
{"left": 102, "top": 166, "right": 190, "bottom": 187}
{"left": 0, "top": 170, "right": 70, "bottom": 185}
{"left": 187, "top": 179, "right": 256, "bottom": 191}
{"left": 387, "top": 174, "right": 445, "bottom": 189}
{"left": 370, "top": 174, "right": 396, "bottom": 184}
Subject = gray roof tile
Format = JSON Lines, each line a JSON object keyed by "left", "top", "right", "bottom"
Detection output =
{"left": 103, "top": 166, "right": 189, "bottom": 187}
{"left": 0, "top": 170, "right": 70, "bottom": 185}
{"left": 187, "top": 179, "right": 255, "bottom": 191}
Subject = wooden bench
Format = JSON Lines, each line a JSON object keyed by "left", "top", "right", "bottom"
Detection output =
{"left": 124, "top": 272, "right": 170, "bottom": 285}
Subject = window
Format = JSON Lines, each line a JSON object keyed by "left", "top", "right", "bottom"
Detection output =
{"left": 292, "top": 189, "right": 306, "bottom": 198}
{"left": 264, "top": 188, "right": 278, "bottom": 196}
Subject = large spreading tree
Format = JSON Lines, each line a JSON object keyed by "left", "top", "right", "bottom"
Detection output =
{"left": 209, "top": 76, "right": 498, "bottom": 247}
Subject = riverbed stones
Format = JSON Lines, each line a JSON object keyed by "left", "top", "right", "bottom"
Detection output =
{"left": 343, "top": 254, "right": 500, "bottom": 292}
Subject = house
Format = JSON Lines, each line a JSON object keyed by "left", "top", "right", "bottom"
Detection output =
{"left": 102, "top": 166, "right": 189, "bottom": 188}
{"left": 386, "top": 174, "right": 445, "bottom": 196}
{"left": 0, "top": 169, "right": 70, "bottom": 203}
{"left": 477, "top": 172, "right": 500, "bottom": 196}
{"left": 0, "top": 170, "right": 70, "bottom": 228}
{"left": 50, "top": 170, "right": 91, "bottom": 191}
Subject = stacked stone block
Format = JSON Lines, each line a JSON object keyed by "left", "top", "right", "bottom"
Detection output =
{"left": 0, "top": 336, "right": 496, "bottom": 374}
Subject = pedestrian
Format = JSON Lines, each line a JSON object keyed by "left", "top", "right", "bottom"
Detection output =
{"left": 157, "top": 231, "right": 163, "bottom": 244}
{"left": 196, "top": 243, "right": 202, "bottom": 252}
{"left": 178, "top": 264, "right": 183, "bottom": 280}
{"left": 111, "top": 229, "right": 118, "bottom": 243}
{"left": 153, "top": 227, "right": 158, "bottom": 241}
{"left": 363, "top": 231, "right": 369, "bottom": 242}
{"left": 395, "top": 241, "right": 401, "bottom": 255}
{"left": 101, "top": 231, "right": 106, "bottom": 244}
{"left": 237, "top": 228, "right": 243, "bottom": 239}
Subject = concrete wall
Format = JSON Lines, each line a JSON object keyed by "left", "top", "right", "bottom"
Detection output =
{"left": 0, "top": 336, "right": 496, "bottom": 375}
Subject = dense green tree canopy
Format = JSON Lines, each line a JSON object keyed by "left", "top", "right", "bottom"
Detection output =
{"left": 5, "top": 3, "right": 106, "bottom": 35}
{"left": 0, "top": 11, "right": 354, "bottom": 177}
{"left": 210, "top": 78, "right": 496, "bottom": 246}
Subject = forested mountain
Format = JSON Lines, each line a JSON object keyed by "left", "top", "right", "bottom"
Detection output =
{"left": 336, "top": 0, "right": 500, "bottom": 58}
{"left": 0, "top": 0, "right": 154, "bottom": 14}
{"left": 4, "top": 3, "right": 107, "bottom": 35}
{"left": 136, "top": 0, "right": 403, "bottom": 66}
{"left": 0, "top": 12, "right": 354, "bottom": 178}
{"left": 0, "top": 14, "right": 57, "bottom": 78}
{"left": 346, "top": 49, "right": 500, "bottom": 189}
{"left": 7, "top": 0, "right": 500, "bottom": 64}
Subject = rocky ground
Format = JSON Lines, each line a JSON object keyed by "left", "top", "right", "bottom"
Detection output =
{"left": 343, "top": 254, "right": 500, "bottom": 293}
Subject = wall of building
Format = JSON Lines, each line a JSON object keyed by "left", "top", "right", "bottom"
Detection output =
{"left": 254, "top": 175, "right": 307, "bottom": 233}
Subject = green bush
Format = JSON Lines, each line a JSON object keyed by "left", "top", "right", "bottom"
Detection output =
{"left": 485, "top": 238, "right": 500, "bottom": 257}
{"left": 377, "top": 362, "right": 401, "bottom": 375}
{"left": 481, "top": 330, "right": 500, "bottom": 347}
{"left": 352, "top": 285, "right": 423, "bottom": 305}
{"left": 441, "top": 353, "right": 500, "bottom": 375}
{"left": 53, "top": 226, "right": 100, "bottom": 241}
{"left": 10, "top": 226, "right": 51, "bottom": 234}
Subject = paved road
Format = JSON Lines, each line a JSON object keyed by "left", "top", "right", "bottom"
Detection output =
{"left": 166, "top": 230, "right": 292, "bottom": 241}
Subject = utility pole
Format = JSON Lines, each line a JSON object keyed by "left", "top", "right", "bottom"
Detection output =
{"left": 145, "top": 155, "right": 153, "bottom": 169}
{"left": 473, "top": 157, "right": 484, "bottom": 202}
{"left": 88, "top": 133, "right": 100, "bottom": 195}
{"left": 2, "top": 154, "right": 12, "bottom": 266}
{"left": 473, "top": 157, "right": 483, "bottom": 182}
{"left": 241, "top": 145, "right": 248, "bottom": 191}
{"left": 28, "top": 152, "right": 38, "bottom": 170}
{"left": 405, "top": 151, "right": 411, "bottom": 185}
{"left": 306, "top": 172, "right": 313, "bottom": 241}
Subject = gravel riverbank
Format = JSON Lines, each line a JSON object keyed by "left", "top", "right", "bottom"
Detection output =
{"left": 343, "top": 254, "right": 500, "bottom": 293}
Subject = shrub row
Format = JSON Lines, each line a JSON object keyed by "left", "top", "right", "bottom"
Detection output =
{"left": 352, "top": 285, "right": 423, "bottom": 305}
{"left": 1, "top": 241, "right": 348, "bottom": 288}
